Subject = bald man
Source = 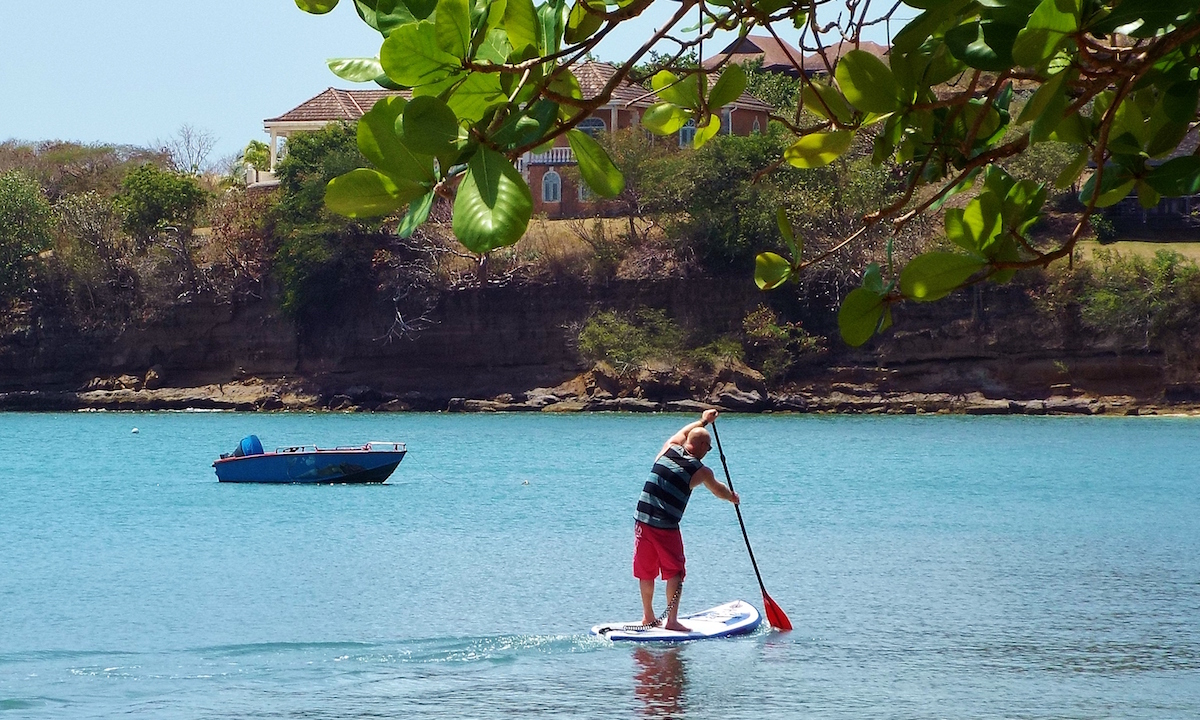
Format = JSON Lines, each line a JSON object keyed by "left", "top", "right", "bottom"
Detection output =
{"left": 633, "top": 409, "right": 740, "bottom": 631}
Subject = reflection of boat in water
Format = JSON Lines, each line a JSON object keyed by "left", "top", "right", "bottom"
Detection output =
{"left": 212, "top": 435, "right": 406, "bottom": 484}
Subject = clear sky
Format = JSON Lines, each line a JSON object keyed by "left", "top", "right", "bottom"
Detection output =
{"left": 0, "top": 2, "right": 908, "bottom": 163}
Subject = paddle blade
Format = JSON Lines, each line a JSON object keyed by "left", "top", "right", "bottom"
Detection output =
{"left": 763, "top": 592, "right": 792, "bottom": 631}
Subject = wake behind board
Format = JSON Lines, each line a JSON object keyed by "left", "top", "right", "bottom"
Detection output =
{"left": 591, "top": 600, "right": 761, "bottom": 642}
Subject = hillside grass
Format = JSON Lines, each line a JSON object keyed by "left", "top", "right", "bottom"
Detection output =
{"left": 1077, "top": 240, "right": 1200, "bottom": 264}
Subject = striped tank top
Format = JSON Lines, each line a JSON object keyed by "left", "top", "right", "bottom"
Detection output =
{"left": 635, "top": 444, "right": 703, "bottom": 530}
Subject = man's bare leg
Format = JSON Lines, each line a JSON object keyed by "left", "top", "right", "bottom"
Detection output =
{"left": 662, "top": 575, "right": 688, "bottom": 631}
{"left": 639, "top": 578, "right": 657, "bottom": 625}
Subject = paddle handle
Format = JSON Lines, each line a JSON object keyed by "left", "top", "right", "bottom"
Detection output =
{"left": 711, "top": 422, "right": 769, "bottom": 595}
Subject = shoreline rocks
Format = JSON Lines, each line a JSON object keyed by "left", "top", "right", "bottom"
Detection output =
{"left": 0, "top": 375, "right": 1182, "bottom": 416}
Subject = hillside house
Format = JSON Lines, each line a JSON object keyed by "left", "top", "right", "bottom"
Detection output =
{"left": 259, "top": 62, "right": 772, "bottom": 218}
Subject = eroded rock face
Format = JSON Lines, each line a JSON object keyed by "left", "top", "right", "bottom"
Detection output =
{"left": 0, "top": 278, "right": 1192, "bottom": 412}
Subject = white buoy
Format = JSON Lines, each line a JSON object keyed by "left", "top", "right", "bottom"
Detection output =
{"left": 131, "top": 428, "right": 139, "bottom": 434}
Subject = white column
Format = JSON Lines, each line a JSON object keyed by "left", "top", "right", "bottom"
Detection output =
{"left": 269, "top": 129, "right": 279, "bottom": 171}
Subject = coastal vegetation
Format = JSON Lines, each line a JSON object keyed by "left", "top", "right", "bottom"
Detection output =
{"left": 4, "top": 0, "right": 1200, "bottom": 406}
{"left": 295, "top": 0, "right": 1200, "bottom": 349}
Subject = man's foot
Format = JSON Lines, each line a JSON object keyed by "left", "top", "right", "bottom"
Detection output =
{"left": 639, "top": 617, "right": 660, "bottom": 627}
{"left": 663, "top": 621, "right": 690, "bottom": 632}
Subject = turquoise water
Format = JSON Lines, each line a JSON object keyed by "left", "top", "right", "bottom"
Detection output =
{"left": 1, "top": 412, "right": 1198, "bottom": 718}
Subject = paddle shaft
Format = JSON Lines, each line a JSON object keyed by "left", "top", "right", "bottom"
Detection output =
{"left": 710, "top": 423, "right": 769, "bottom": 596}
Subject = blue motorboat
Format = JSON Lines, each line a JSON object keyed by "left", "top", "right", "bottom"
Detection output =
{"left": 213, "top": 435, "right": 406, "bottom": 484}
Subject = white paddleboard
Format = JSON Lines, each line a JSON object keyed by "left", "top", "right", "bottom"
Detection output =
{"left": 591, "top": 600, "right": 761, "bottom": 642}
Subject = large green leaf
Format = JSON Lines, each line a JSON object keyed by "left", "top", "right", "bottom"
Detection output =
{"left": 328, "top": 57, "right": 385, "bottom": 82}
{"left": 801, "top": 80, "right": 854, "bottom": 124}
{"left": 537, "top": 0, "right": 569, "bottom": 56}
{"left": 1012, "top": 0, "right": 1079, "bottom": 67}
{"left": 1087, "top": 0, "right": 1195, "bottom": 36}
{"left": 692, "top": 114, "right": 722, "bottom": 149}
{"left": 835, "top": 50, "right": 899, "bottom": 114}
{"left": 297, "top": 0, "right": 339, "bottom": 13}
{"left": 1079, "top": 166, "right": 1136, "bottom": 208}
{"left": 709, "top": 64, "right": 747, "bottom": 108}
{"left": 359, "top": 96, "right": 436, "bottom": 184}
{"left": 838, "top": 287, "right": 887, "bottom": 347}
{"left": 1146, "top": 156, "right": 1200, "bottom": 197}
{"left": 504, "top": 0, "right": 540, "bottom": 54}
{"left": 945, "top": 193, "right": 1001, "bottom": 256}
{"left": 945, "top": 21, "right": 1019, "bottom": 71}
{"left": 652, "top": 71, "right": 702, "bottom": 109}
{"left": 397, "top": 190, "right": 436, "bottom": 238}
{"left": 452, "top": 148, "right": 533, "bottom": 253}
{"left": 1162, "top": 81, "right": 1200, "bottom": 124}
{"left": 402, "top": 95, "right": 460, "bottom": 157}
{"left": 565, "top": 0, "right": 604, "bottom": 43}
{"left": 446, "top": 73, "right": 506, "bottom": 124}
{"left": 1015, "top": 67, "right": 1067, "bottom": 125}
{"left": 326, "top": 168, "right": 425, "bottom": 218}
{"left": 404, "top": 0, "right": 437, "bottom": 19}
{"left": 567, "top": 129, "right": 625, "bottom": 197}
{"left": 777, "top": 207, "right": 802, "bottom": 260}
{"left": 355, "top": 0, "right": 419, "bottom": 33}
{"left": 755, "top": 252, "right": 792, "bottom": 290}
{"left": 642, "top": 102, "right": 689, "bottom": 135}
{"left": 435, "top": 0, "right": 471, "bottom": 58}
{"left": 381, "top": 21, "right": 461, "bottom": 86}
{"left": 899, "top": 252, "right": 985, "bottom": 301}
{"left": 783, "top": 131, "right": 854, "bottom": 168}
{"left": 477, "top": 28, "right": 513, "bottom": 65}
{"left": 891, "top": 0, "right": 972, "bottom": 54}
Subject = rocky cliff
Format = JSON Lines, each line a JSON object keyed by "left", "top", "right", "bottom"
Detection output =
{"left": 0, "top": 277, "right": 1189, "bottom": 413}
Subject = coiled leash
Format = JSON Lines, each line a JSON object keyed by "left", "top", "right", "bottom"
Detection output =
{"left": 597, "top": 583, "right": 683, "bottom": 635}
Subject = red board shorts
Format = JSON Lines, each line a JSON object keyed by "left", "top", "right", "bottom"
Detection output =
{"left": 633, "top": 520, "right": 686, "bottom": 581}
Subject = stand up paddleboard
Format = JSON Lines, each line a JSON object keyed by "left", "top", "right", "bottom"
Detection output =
{"left": 591, "top": 600, "right": 761, "bottom": 642}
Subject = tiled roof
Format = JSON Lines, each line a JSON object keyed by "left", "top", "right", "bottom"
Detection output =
{"left": 266, "top": 62, "right": 771, "bottom": 125}
{"left": 264, "top": 88, "right": 411, "bottom": 124}
{"left": 703, "top": 35, "right": 805, "bottom": 75}
{"left": 802, "top": 40, "right": 889, "bottom": 72}
{"left": 573, "top": 61, "right": 773, "bottom": 113}
{"left": 703, "top": 35, "right": 890, "bottom": 75}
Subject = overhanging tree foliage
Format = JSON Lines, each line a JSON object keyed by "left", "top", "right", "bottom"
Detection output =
{"left": 296, "top": 0, "right": 1200, "bottom": 345}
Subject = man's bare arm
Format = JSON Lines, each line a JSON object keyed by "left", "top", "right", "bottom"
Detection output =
{"left": 696, "top": 467, "right": 740, "bottom": 505}
{"left": 659, "top": 409, "right": 718, "bottom": 456}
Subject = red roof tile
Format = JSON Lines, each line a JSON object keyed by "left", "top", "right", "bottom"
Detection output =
{"left": 264, "top": 88, "right": 411, "bottom": 124}
{"left": 267, "top": 62, "right": 771, "bottom": 126}
{"left": 703, "top": 35, "right": 805, "bottom": 75}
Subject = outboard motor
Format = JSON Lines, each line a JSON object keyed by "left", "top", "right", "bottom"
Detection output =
{"left": 226, "top": 435, "right": 264, "bottom": 458}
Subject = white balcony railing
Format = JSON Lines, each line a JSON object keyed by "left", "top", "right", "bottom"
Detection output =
{"left": 527, "top": 147, "right": 576, "bottom": 165}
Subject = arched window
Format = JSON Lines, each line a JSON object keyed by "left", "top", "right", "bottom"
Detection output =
{"left": 542, "top": 170, "right": 561, "bottom": 203}
{"left": 752, "top": 118, "right": 761, "bottom": 134}
{"left": 578, "top": 117, "right": 607, "bottom": 138}
{"left": 679, "top": 119, "right": 696, "bottom": 148}
{"left": 578, "top": 182, "right": 595, "bottom": 202}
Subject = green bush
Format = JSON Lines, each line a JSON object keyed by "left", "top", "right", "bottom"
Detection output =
{"left": 0, "top": 171, "right": 55, "bottom": 302}
{"left": 274, "top": 123, "right": 366, "bottom": 227}
{"left": 117, "top": 164, "right": 208, "bottom": 247}
{"left": 1078, "top": 250, "right": 1200, "bottom": 347}
{"left": 1090, "top": 214, "right": 1117, "bottom": 243}
{"left": 687, "top": 336, "right": 745, "bottom": 369}
{"left": 577, "top": 308, "right": 685, "bottom": 372}
{"left": 742, "top": 304, "right": 827, "bottom": 381}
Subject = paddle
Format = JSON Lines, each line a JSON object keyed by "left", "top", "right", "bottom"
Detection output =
{"left": 710, "top": 421, "right": 793, "bottom": 631}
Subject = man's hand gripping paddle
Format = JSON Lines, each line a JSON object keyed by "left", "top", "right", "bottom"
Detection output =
{"left": 711, "top": 421, "right": 792, "bottom": 631}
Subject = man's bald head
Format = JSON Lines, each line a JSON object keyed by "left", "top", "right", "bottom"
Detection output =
{"left": 684, "top": 426, "right": 712, "bottom": 458}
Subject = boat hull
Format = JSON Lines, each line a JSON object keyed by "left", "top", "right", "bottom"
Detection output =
{"left": 213, "top": 449, "right": 405, "bottom": 484}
